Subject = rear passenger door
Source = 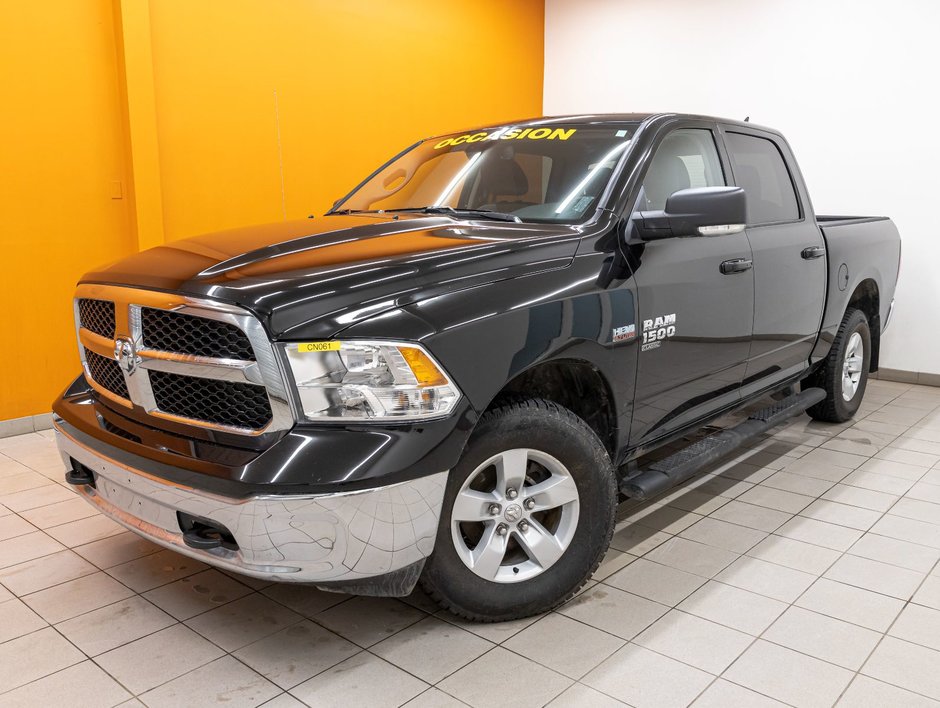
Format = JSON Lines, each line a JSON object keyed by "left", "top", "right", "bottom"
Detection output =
{"left": 720, "top": 127, "right": 826, "bottom": 392}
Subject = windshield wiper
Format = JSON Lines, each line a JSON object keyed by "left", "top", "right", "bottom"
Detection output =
{"left": 389, "top": 206, "right": 522, "bottom": 223}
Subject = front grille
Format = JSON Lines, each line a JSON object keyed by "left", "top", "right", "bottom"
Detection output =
{"left": 149, "top": 371, "right": 273, "bottom": 429}
{"left": 78, "top": 299, "right": 116, "bottom": 338}
{"left": 84, "top": 348, "right": 129, "bottom": 399}
{"left": 141, "top": 308, "right": 256, "bottom": 361}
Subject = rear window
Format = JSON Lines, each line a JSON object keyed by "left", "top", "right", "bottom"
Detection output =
{"left": 725, "top": 132, "right": 800, "bottom": 225}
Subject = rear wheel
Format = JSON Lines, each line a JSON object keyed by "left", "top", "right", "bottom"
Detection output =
{"left": 805, "top": 308, "right": 871, "bottom": 423}
{"left": 421, "top": 398, "right": 616, "bottom": 622}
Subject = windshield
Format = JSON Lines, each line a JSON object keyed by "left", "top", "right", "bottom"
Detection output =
{"left": 333, "top": 122, "right": 638, "bottom": 223}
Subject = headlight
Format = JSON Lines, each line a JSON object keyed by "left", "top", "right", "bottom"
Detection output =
{"left": 282, "top": 340, "right": 461, "bottom": 421}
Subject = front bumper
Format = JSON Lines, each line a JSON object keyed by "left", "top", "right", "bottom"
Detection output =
{"left": 55, "top": 420, "right": 448, "bottom": 590}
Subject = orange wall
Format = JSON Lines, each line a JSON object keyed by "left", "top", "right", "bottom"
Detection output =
{"left": 148, "top": 0, "right": 545, "bottom": 240}
{"left": 0, "top": 1, "right": 135, "bottom": 421}
{"left": 0, "top": 0, "right": 544, "bottom": 421}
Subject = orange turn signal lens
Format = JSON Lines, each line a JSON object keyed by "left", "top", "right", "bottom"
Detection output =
{"left": 399, "top": 347, "right": 447, "bottom": 387}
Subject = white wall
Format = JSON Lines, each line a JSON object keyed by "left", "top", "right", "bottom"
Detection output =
{"left": 545, "top": 0, "right": 940, "bottom": 375}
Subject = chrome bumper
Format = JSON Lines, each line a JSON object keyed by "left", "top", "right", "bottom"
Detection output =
{"left": 54, "top": 423, "right": 447, "bottom": 584}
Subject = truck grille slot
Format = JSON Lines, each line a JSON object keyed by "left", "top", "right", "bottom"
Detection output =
{"left": 141, "top": 307, "right": 256, "bottom": 361}
{"left": 149, "top": 371, "right": 273, "bottom": 430}
{"left": 84, "top": 348, "right": 129, "bottom": 400}
{"left": 78, "top": 299, "right": 116, "bottom": 338}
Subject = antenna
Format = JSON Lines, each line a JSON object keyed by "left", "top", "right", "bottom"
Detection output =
{"left": 744, "top": 116, "right": 750, "bottom": 122}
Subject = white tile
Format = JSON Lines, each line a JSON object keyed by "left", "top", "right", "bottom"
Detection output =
{"left": 583, "top": 643, "right": 713, "bottom": 708}
{"left": 259, "top": 583, "right": 348, "bottom": 618}
{"left": 679, "top": 517, "right": 768, "bottom": 553}
{"left": 707, "top": 500, "right": 792, "bottom": 532}
{"left": 848, "top": 533, "right": 940, "bottom": 573}
{"left": 746, "top": 535, "right": 840, "bottom": 575}
{"left": 838, "top": 674, "right": 940, "bottom": 707}
{"left": 858, "top": 457, "right": 929, "bottom": 481}
{"left": 73, "top": 530, "right": 162, "bottom": 569}
{"left": 693, "top": 679, "right": 788, "bottom": 707}
{"left": 435, "top": 611, "right": 538, "bottom": 644}
{"left": 185, "top": 592, "right": 302, "bottom": 652}
{"left": 629, "top": 503, "right": 703, "bottom": 535}
{"left": 892, "top": 498, "right": 940, "bottom": 526}
{"left": 95, "top": 624, "right": 225, "bottom": 695}
{"left": 800, "top": 499, "right": 882, "bottom": 530}
{"left": 313, "top": 595, "right": 426, "bottom": 648}
{"left": 914, "top": 575, "right": 940, "bottom": 611}
{"left": 292, "top": 651, "right": 430, "bottom": 708}
{"left": 593, "top": 548, "right": 637, "bottom": 581}
{"left": 106, "top": 548, "right": 207, "bottom": 592}
{"left": 0, "top": 513, "right": 36, "bottom": 541}
{"left": 774, "top": 516, "right": 864, "bottom": 551}
{"left": 796, "top": 578, "right": 904, "bottom": 632}
{"left": 634, "top": 608, "right": 752, "bottom": 674}
{"left": 18, "top": 497, "right": 96, "bottom": 529}
{"left": 822, "top": 484, "right": 899, "bottom": 512}
{"left": 139, "top": 654, "right": 280, "bottom": 708}
{"left": 825, "top": 554, "right": 924, "bottom": 599}
{"left": 0, "top": 548, "right": 97, "bottom": 595}
{"left": 735, "top": 485, "right": 814, "bottom": 514}
{"left": 0, "top": 531, "right": 65, "bottom": 569}
{"left": 875, "top": 446, "right": 940, "bottom": 468}
{"left": 763, "top": 605, "right": 881, "bottom": 670}
{"left": 678, "top": 580, "right": 787, "bottom": 635}
{"left": 605, "top": 557, "right": 707, "bottom": 606}
{"left": 609, "top": 523, "right": 671, "bottom": 555}
{"left": 0, "top": 660, "right": 131, "bottom": 708}
{"left": 548, "top": 683, "right": 630, "bottom": 708}
{"left": 558, "top": 583, "right": 668, "bottom": 640}
{"left": 842, "top": 469, "right": 915, "bottom": 495}
{"left": 0, "top": 471, "right": 54, "bottom": 495}
{"left": 0, "top": 597, "right": 47, "bottom": 643}
{"left": 862, "top": 636, "right": 940, "bottom": 700}
{"left": 143, "top": 568, "right": 253, "bottom": 620}
{"left": 234, "top": 619, "right": 360, "bottom": 689}
{"left": 871, "top": 514, "right": 940, "bottom": 549}
{"left": 503, "top": 613, "right": 622, "bottom": 680}
{"left": 22, "top": 570, "right": 134, "bottom": 624}
{"left": 714, "top": 555, "right": 815, "bottom": 603}
{"left": 724, "top": 639, "right": 854, "bottom": 708}
{"left": 643, "top": 536, "right": 739, "bottom": 578}
{"left": 56, "top": 595, "right": 175, "bottom": 656}
{"left": 403, "top": 688, "right": 470, "bottom": 708}
{"left": 0, "top": 627, "right": 84, "bottom": 692}
{"left": 373, "top": 615, "right": 495, "bottom": 684}
{"left": 44, "top": 514, "right": 124, "bottom": 547}
{"left": 761, "top": 471, "right": 835, "bottom": 497}
{"left": 889, "top": 603, "right": 940, "bottom": 652}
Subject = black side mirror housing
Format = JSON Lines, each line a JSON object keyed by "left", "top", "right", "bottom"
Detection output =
{"left": 634, "top": 186, "right": 747, "bottom": 241}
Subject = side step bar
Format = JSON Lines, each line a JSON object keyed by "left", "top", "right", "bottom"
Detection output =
{"left": 621, "top": 387, "right": 826, "bottom": 501}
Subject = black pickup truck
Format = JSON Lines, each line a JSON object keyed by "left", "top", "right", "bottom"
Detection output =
{"left": 54, "top": 113, "right": 901, "bottom": 621}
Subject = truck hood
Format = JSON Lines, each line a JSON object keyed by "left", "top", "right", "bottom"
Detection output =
{"left": 81, "top": 214, "right": 583, "bottom": 338}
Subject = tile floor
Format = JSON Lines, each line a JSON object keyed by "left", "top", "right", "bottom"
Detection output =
{"left": 2, "top": 379, "right": 940, "bottom": 707}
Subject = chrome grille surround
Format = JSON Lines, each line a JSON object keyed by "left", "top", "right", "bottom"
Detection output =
{"left": 73, "top": 283, "right": 294, "bottom": 435}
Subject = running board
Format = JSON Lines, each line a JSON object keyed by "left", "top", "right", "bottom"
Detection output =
{"left": 620, "top": 387, "right": 826, "bottom": 501}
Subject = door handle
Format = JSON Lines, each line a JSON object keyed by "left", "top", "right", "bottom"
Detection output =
{"left": 720, "top": 258, "right": 753, "bottom": 275}
{"left": 801, "top": 246, "right": 826, "bottom": 260}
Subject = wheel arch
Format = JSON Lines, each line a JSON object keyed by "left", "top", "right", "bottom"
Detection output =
{"left": 485, "top": 357, "right": 618, "bottom": 458}
{"left": 847, "top": 278, "right": 880, "bottom": 372}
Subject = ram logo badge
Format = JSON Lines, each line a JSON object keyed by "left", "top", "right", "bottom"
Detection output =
{"left": 641, "top": 314, "right": 677, "bottom": 351}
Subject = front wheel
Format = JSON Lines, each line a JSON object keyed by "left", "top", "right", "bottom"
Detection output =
{"left": 805, "top": 308, "right": 871, "bottom": 423}
{"left": 421, "top": 399, "right": 616, "bottom": 622}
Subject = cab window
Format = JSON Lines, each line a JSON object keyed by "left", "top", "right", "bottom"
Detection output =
{"left": 639, "top": 129, "right": 726, "bottom": 211}
{"left": 725, "top": 132, "right": 800, "bottom": 225}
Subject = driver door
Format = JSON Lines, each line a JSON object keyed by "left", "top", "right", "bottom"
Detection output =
{"left": 628, "top": 126, "right": 755, "bottom": 444}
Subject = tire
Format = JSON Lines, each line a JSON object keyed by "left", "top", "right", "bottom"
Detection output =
{"left": 421, "top": 398, "right": 616, "bottom": 622}
{"left": 804, "top": 308, "right": 871, "bottom": 423}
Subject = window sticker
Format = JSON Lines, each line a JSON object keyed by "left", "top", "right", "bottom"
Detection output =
{"left": 433, "top": 127, "right": 577, "bottom": 149}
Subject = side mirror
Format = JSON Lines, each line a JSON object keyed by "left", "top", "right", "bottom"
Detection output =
{"left": 634, "top": 186, "right": 747, "bottom": 240}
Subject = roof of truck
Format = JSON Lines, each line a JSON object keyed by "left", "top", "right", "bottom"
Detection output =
{"left": 431, "top": 113, "right": 777, "bottom": 140}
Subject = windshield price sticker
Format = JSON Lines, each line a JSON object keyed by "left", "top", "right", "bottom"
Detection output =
{"left": 434, "top": 127, "right": 577, "bottom": 149}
